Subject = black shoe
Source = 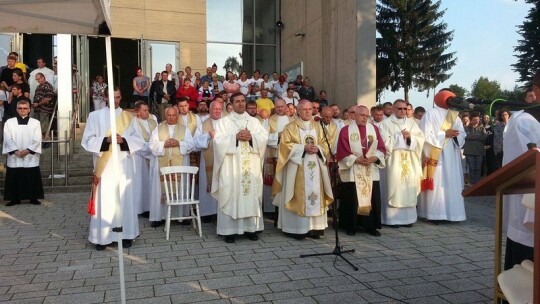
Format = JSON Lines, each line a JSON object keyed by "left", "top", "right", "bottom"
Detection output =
{"left": 150, "top": 221, "right": 164, "bottom": 228}
{"left": 245, "top": 232, "right": 259, "bottom": 241}
{"left": 181, "top": 219, "right": 192, "bottom": 226}
{"left": 346, "top": 230, "right": 356, "bottom": 236}
{"left": 6, "top": 200, "right": 20, "bottom": 206}
{"left": 402, "top": 224, "right": 413, "bottom": 228}
{"left": 427, "top": 220, "right": 440, "bottom": 225}
{"left": 307, "top": 231, "right": 321, "bottom": 239}
{"left": 95, "top": 244, "right": 106, "bottom": 251}
{"left": 139, "top": 211, "right": 150, "bottom": 218}
{"left": 122, "top": 240, "right": 132, "bottom": 248}
{"left": 30, "top": 200, "right": 41, "bottom": 205}
{"left": 201, "top": 216, "right": 213, "bottom": 223}
{"left": 224, "top": 235, "right": 235, "bottom": 243}
{"left": 368, "top": 230, "right": 381, "bottom": 237}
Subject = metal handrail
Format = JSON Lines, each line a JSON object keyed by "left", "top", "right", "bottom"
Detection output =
{"left": 42, "top": 130, "right": 70, "bottom": 186}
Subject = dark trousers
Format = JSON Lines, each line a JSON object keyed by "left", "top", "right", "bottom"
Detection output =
{"left": 504, "top": 237, "right": 534, "bottom": 271}
{"left": 338, "top": 181, "right": 381, "bottom": 233}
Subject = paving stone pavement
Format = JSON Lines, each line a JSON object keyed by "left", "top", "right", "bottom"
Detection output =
{"left": 0, "top": 194, "right": 498, "bottom": 304}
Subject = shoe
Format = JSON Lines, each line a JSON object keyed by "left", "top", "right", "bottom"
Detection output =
{"left": 6, "top": 200, "right": 20, "bottom": 206}
{"left": 150, "top": 221, "right": 164, "bottom": 228}
{"left": 95, "top": 244, "right": 106, "bottom": 251}
{"left": 181, "top": 219, "right": 192, "bottom": 226}
{"left": 368, "top": 230, "right": 381, "bottom": 237}
{"left": 245, "top": 232, "right": 259, "bottom": 241}
{"left": 30, "top": 200, "right": 41, "bottom": 205}
{"left": 346, "top": 230, "right": 356, "bottom": 236}
{"left": 122, "top": 240, "right": 132, "bottom": 248}
{"left": 402, "top": 224, "right": 413, "bottom": 228}
{"left": 139, "top": 211, "right": 150, "bottom": 218}
{"left": 307, "top": 231, "right": 321, "bottom": 239}
{"left": 224, "top": 235, "right": 235, "bottom": 243}
{"left": 427, "top": 220, "right": 440, "bottom": 225}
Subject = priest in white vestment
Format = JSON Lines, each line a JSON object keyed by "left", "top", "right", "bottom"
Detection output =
{"left": 336, "top": 105, "right": 386, "bottom": 236}
{"left": 272, "top": 100, "right": 333, "bottom": 239}
{"left": 148, "top": 107, "right": 194, "bottom": 227}
{"left": 211, "top": 92, "right": 269, "bottom": 243}
{"left": 262, "top": 99, "right": 294, "bottom": 214}
{"left": 3, "top": 100, "right": 44, "bottom": 206}
{"left": 81, "top": 89, "right": 144, "bottom": 250}
{"left": 193, "top": 100, "right": 223, "bottom": 222}
{"left": 418, "top": 89, "right": 466, "bottom": 222}
{"left": 379, "top": 99, "right": 425, "bottom": 226}
{"left": 130, "top": 101, "right": 158, "bottom": 216}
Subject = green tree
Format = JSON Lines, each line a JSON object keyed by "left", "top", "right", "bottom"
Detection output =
{"left": 223, "top": 55, "right": 243, "bottom": 75}
{"left": 470, "top": 77, "right": 501, "bottom": 100}
{"left": 512, "top": 0, "right": 540, "bottom": 87}
{"left": 448, "top": 84, "right": 468, "bottom": 98}
{"left": 499, "top": 85, "right": 525, "bottom": 102}
{"left": 376, "top": 0, "right": 457, "bottom": 102}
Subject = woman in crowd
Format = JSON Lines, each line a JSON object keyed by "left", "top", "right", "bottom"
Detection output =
{"left": 210, "top": 73, "right": 223, "bottom": 95}
{"left": 223, "top": 71, "right": 240, "bottom": 98}
{"left": 482, "top": 114, "right": 496, "bottom": 175}
{"left": 132, "top": 67, "right": 151, "bottom": 105}
{"left": 237, "top": 71, "right": 251, "bottom": 96}
{"left": 12, "top": 69, "right": 29, "bottom": 99}
{"left": 91, "top": 75, "right": 107, "bottom": 111}
{"left": 198, "top": 79, "right": 214, "bottom": 104}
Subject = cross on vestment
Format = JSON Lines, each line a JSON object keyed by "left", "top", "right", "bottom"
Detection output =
{"left": 308, "top": 191, "right": 318, "bottom": 206}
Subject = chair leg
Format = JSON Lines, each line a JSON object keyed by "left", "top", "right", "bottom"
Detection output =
{"left": 166, "top": 205, "right": 171, "bottom": 240}
{"left": 195, "top": 204, "right": 202, "bottom": 238}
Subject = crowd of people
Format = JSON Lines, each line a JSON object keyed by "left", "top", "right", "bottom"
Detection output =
{"left": 2, "top": 60, "right": 535, "bottom": 275}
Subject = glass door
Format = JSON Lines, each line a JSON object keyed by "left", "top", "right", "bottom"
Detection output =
{"left": 143, "top": 40, "right": 180, "bottom": 82}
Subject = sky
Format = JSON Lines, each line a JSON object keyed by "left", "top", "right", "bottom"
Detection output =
{"left": 380, "top": 0, "right": 532, "bottom": 109}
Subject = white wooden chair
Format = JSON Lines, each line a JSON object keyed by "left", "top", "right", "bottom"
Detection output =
{"left": 160, "top": 166, "right": 202, "bottom": 240}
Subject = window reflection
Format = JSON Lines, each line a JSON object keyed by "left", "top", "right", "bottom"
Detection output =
{"left": 255, "top": 0, "right": 276, "bottom": 44}
{"left": 207, "top": 0, "right": 243, "bottom": 43}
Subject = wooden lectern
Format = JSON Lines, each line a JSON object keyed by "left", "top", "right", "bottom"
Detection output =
{"left": 463, "top": 148, "right": 539, "bottom": 304}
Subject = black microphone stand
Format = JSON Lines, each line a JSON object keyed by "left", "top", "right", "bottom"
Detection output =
{"left": 300, "top": 119, "right": 359, "bottom": 271}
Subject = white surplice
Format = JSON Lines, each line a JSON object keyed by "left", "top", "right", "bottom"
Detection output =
{"left": 81, "top": 107, "right": 144, "bottom": 245}
{"left": 193, "top": 118, "right": 219, "bottom": 217}
{"left": 263, "top": 114, "right": 292, "bottom": 212}
{"left": 131, "top": 116, "right": 157, "bottom": 215}
{"left": 211, "top": 111, "right": 268, "bottom": 235}
{"left": 418, "top": 107, "right": 466, "bottom": 221}
{"left": 379, "top": 115, "right": 425, "bottom": 225}
{"left": 502, "top": 110, "right": 540, "bottom": 247}
{"left": 148, "top": 123, "right": 194, "bottom": 222}
{"left": 3, "top": 117, "right": 42, "bottom": 168}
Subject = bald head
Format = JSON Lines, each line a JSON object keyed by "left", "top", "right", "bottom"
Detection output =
{"left": 321, "top": 106, "right": 333, "bottom": 124}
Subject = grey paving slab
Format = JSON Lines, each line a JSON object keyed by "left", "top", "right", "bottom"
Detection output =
{"left": 0, "top": 193, "right": 499, "bottom": 303}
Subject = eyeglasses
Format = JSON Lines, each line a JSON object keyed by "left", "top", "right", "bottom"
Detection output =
{"left": 17, "top": 107, "right": 30, "bottom": 110}
{"left": 396, "top": 107, "right": 407, "bottom": 110}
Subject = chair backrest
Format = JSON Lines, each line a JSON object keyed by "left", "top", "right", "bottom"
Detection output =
{"left": 160, "top": 166, "right": 199, "bottom": 203}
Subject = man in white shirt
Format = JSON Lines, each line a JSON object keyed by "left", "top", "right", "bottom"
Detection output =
{"left": 29, "top": 57, "right": 54, "bottom": 101}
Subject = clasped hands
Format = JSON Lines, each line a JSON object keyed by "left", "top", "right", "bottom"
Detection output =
{"left": 304, "top": 143, "right": 319, "bottom": 154}
{"left": 354, "top": 153, "right": 377, "bottom": 166}
{"left": 15, "top": 149, "right": 30, "bottom": 158}
{"left": 236, "top": 128, "right": 252, "bottom": 141}
{"left": 164, "top": 138, "right": 180, "bottom": 148}
{"left": 107, "top": 134, "right": 124, "bottom": 144}
{"left": 445, "top": 129, "right": 460, "bottom": 138}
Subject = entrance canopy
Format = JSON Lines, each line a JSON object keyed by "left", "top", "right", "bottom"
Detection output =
{"left": 0, "top": 0, "right": 111, "bottom": 35}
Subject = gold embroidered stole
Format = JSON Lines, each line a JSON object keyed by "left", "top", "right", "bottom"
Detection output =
{"left": 95, "top": 110, "right": 134, "bottom": 178}
{"left": 201, "top": 118, "right": 215, "bottom": 185}
{"left": 157, "top": 122, "right": 186, "bottom": 169}
{"left": 421, "top": 109, "right": 459, "bottom": 191}
{"left": 136, "top": 117, "right": 157, "bottom": 142}
{"left": 349, "top": 123, "right": 377, "bottom": 215}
